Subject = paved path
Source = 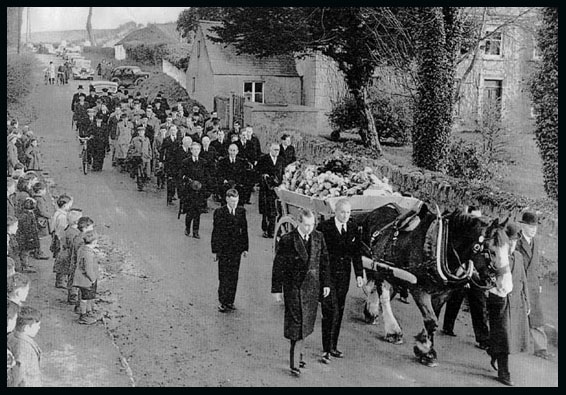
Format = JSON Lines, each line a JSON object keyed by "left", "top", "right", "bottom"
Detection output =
{"left": 31, "top": 53, "right": 558, "bottom": 387}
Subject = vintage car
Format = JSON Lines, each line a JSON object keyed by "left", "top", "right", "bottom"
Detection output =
{"left": 72, "top": 59, "right": 95, "bottom": 80}
{"left": 110, "top": 66, "right": 151, "bottom": 87}
{"left": 88, "top": 80, "right": 119, "bottom": 94}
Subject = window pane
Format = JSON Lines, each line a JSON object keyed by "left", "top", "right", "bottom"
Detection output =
{"left": 254, "top": 82, "right": 263, "bottom": 93}
{"left": 244, "top": 82, "right": 253, "bottom": 93}
{"left": 254, "top": 93, "right": 263, "bottom": 103}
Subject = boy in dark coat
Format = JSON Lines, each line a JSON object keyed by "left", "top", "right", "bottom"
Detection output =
{"left": 211, "top": 189, "right": 249, "bottom": 312}
{"left": 272, "top": 209, "right": 331, "bottom": 377}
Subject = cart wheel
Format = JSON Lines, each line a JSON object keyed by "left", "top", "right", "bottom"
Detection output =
{"left": 273, "top": 215, "right": 298, "bottom": 256}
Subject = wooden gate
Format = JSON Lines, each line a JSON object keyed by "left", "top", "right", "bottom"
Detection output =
{"left": 232, "top": 93, "right": 245, "bottom": 125}
{"left": 214, "top": 96, "right": 230, "bottom": 129}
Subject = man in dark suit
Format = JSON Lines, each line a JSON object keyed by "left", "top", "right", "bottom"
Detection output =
{"left": 210, "top": 129, "right": 229, "bottom": 159}
{"left": 516, "top": 211, "right": 554, "bottom": 360}
{"left": 235, "top": 133, "right": 257, "bottom": 205}
{"left": 211, "top": 188, "right": 249, "bottom": 312}
{"left": 190, "top": 125, "right": 206, "bottom": 145}
{"left": 317, "top": 199, "right": 364, "bottom": 363}
{"left": 159, "top": 130, "right": 182, "bottom": 205}
{"left": 71, "top": 85, "right": 86, "bottom": 112}
{"left": 256, "top": 143, "right": 284, "bottom": 238}
{"left": 179, "top": 142, "right": 209, "bottom": 238}
{"left": 279, "top": 133, "right": 297, "bottom": 169}
{"left": 272, "top": 208, "right": 331, "bottom": 376}
{"left": 216, "top": 144, "right": 247, "bottom": 205}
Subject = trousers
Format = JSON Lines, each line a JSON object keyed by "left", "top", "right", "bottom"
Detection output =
{"left": 443, "top": 285, "right": 489, "bottom": 344}
{"left": 321, "top": 274, "right": 350, "bottom": 352}
{"left": 185, "top": 207, "right": 201, "bottom": 234}
{"left": 218, "top": 254, "right": 241, "bottom": 306}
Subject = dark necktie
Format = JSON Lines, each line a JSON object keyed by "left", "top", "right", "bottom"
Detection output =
{"left": 341, "top": 224, "right": 346, "bottom": 236}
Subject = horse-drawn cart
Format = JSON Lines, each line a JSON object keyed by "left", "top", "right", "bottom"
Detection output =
{"left": 273, "top": 187, "right": 421, "bottom": 258}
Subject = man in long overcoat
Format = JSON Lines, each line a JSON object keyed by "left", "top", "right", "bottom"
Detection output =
{"left": 516, "top": 211, "right": 553, "bottom": 360}
{"left": 211, "top": 188, "right": 249, "bottom": 312}
{"left": 272, "top": 209, "right": 331, "bottom": 377}
{"left": 160, "top": 129, "right": 182, "bottom": 205}
{"left": 179, "top": 142, "right": 209, "bottom": 239}
{"left": 216, "top": 144, "right": 247, "bottom": 205}
{"left": 88, "top": 116, "right": 108, "bottom": 171}
{"left": 256, "top": 143, "right": 284, "bottom": 238}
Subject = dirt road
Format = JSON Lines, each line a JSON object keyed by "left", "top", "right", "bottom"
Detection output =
{"left": 32, "top": 54, "right": 557, "bottom": 387}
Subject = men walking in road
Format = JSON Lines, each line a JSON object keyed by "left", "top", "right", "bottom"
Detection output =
{"left": 216, "top": 144, "right": 247, "bottom": 205}
{"left": 211, "top": 189, "right": 249, "bottom": 312}
{"left": 89, "top": 116, "right": 108, "bottom": 172}
{"left": 516, "top": 211, "right": 555, "bottom": 360}
{"left": 179, "top": 142, "right": 208, "bottom": 238}
{"left": 160, "top": 128, "right": 182, "bottom": 205}
{"left": 317, "top": 198, "right": 364, "bottom": 363}
{"left": 256, "top": 143, "right": 283, "bottom": 238}
{"left": 272, "top": 208, "right": 331, "bottom": 377}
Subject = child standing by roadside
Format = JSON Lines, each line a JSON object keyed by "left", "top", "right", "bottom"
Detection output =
{"left": 25, "top": 139, "right": 42, "bottom": 171}
{"left": 7, "top": 306, "right": 43, "bottom": 387}
{"left": 8, "top": 216, "right": 25, "bottom": 273}
{"left": 31, "top": 182, "right": 53, "bottom": 259}
{"left": 54, "top": 209, "right": 82, "bottom": 290}
{"left": 68, "top": 216, "right": 94, "bottom": 307}
{"left": 7, "top": 300, "right": 20, "bottom": 387}
{"left": 73, "top": 231, "right": 101, "bottom": 325}
{"left": 50, "top": 195, "right": 73, "bottom": 287}
{"left": 16, "top": 198, "right": 41, "bottom": 273}
{"left": 7, "top": 273, "right": 31, "bottom": 307}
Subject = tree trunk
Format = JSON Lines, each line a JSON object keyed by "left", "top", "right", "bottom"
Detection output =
{"left": 86, "top": 7, "right": 96, "bottom": 47}
{"left": 362, "top": 88, "right": 383, "bottom": 156}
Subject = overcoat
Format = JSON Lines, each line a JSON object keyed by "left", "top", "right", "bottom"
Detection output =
{"left": 508, "top": 251, "right": 531, "bottom": 354}
{"left": 16, "top": 209, "right": 40, "bottom": 252}
{"left": 25, "top": 146, "right": 42, "bottom": 171}
{"left": 7, "top": 331, "right": 42, "bottom": 387}
{"left": 54, "top": 226, "right": 80, "bottom": 275}
{"left": 73, "top": 245, "right": 99, "bottom": 288}
{"left": 179, "top": 156, "right": 209, "bottom": 213}
{"left": 256, "top": 154, "right": 283, "bottom": 216}
{"left": 33, "top": 194, "right": 54, "bottom": 238}
{"left": 279, "top": 144, "right": 297, "bottom": 169}
{"left": 516, "top": 235, "right": 544, "bottom": 328}
{"left": 272, "top": 229, "right": 331, "bottom": 340}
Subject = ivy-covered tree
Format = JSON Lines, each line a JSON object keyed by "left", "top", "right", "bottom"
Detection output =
{"left": 176, "top": 7, "right": 226, "bottom": 40}
{"left": 412, "top": 7, "right": 463, "bottom": 171}
{"left": 530, "top": 7, "right": 558, "bottom": 200}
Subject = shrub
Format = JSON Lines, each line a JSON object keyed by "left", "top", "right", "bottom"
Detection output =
{"left": 445, "top": 138, "right": 508, "bottom": 183}
{"left": 328, "top": 93, "right": 412, "bottom": 146}
{"left": 7, "top": 54, "right": 34, "bottom": 105}
{"left": 162, "top": 43, "right": 191, "bottom": 70}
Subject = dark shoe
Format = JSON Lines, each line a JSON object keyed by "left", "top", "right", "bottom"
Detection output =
{"left": 226, "top": 304, "right": 237, "bottom": 311}
{"left": 245, "top": 201, "right": 251, "bottom": 205}
{"left": 184, "top": 229, "right": 190, "bottom": 237}
{"left": 262, "top": 231, "right": 270, "bottom": 238}
{"left": 330, "top": 349, "right": 344, "bottom": 358}
{"left": 218, "top": 304, "right": 228, "bottom": 313}
{"left": 267, "top": 233, "right": 274, "bottom": 238}
{"left": 290, "top": 367, "right": 301, "bottom": 377}
{"left": 497, "top": 376, "right": 514, "bottom": 386}
{"left": 299, "top": 361, "right": 306, "bottom": 369}
{"left": 193, "top": 233, "right": 200, "bottom": 239}
{"left": 399, "top": 297, "right": 410, "bottom": 304}
{"left": 321, "top": 352, "right": 331, "bottom": 364}
{"left": 171, "top": 196, "right": 177, "bottom": 201}
{"left": 167, "top": 199, "right": 172, "bottom": 205}
{"left": 490, "top": 356, "right": 498, "bottom": 371}
{"left": 442, "top": 329, "right": 456, "bottom": 337}
{"left": 476, "top": 342, "right": 489, "bottom": 350}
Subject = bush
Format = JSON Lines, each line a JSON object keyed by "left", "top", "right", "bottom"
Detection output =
{"left": 327, "top": 93, "right": 412, "bottom": 145}
{"left": 445, "top": 138, "right": 508, "bottom": 183}
{"left": 83, "top": 46, "right": 115, "bottom": 58}
{"left": 126, "top": 44, "right": 169, "bottom": 66}
{"left": 162, "top": 43, "right": 191, "bottom": 70}
{"left": 7, "top": 53, "right": 34, "bottom": 105}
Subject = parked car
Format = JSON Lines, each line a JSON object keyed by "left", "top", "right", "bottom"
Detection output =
{"left": 88, "top": 81, "right": 119, "bottom": 94}
{"left": 110, "top": 66, "right": 151, "bottom": 87}
{"left": 72, "top": 59, "right": 95, "bottom": 80}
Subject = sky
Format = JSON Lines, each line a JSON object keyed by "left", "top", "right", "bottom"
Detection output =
{"left": 24, "top": 7, "right": 188, "bottom": 32}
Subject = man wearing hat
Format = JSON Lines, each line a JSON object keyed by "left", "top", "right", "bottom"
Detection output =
{"left": 100, "top": 88, "right": 113, "bottom": 112}
{"left": 89, "top": 115, "right": 108, "bottom": 171}
{"left": 190, "top": 105, "right": 205, "bottom": 128}
{"left": 179, "top": 142, "right": 209, "bottom": 239}
{"left": 85, "top": 87, "right": 98, "bottom": 108}
{"left": 73, "top": 96, "right": 90, "bottom": 137}
{"left": 71, "top": 85, "right": 86, "bottom": 112}
{"left": 153, "top": 100, "right": 167, "bottom": 123}
{"left": 516, "top": 211, "right": 554, "bottom": 360}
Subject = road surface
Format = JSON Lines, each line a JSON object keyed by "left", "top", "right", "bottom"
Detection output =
{"left": 31, "top": 54, "right": 558, "bottom": 387}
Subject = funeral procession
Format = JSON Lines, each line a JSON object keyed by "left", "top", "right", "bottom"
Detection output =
{"left": 6, "top": 6, "right": 558, "bottom": 387}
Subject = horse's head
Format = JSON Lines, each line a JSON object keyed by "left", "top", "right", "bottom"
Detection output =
{"left": 469, "top": 217, "right": 511, "bottom": 289}
{"left": 447, "top": 211, "right": 510, "bottom": 289}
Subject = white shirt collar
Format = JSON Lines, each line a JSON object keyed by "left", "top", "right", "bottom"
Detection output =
{"left": 297, "top": 228, "right": 309, "bottom": 240}
{"left": 335, "top": 217, "right": 347, "bottom": 233}
{"left": 522, "top": 233, "right": 533, "bottom": 245}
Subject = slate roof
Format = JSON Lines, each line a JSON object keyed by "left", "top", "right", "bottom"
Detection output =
{"left": 117, "top": 24, "right": 177, "bottom": 46}
{"left": 199, "top": 20, "right": 299, "bottom": 77}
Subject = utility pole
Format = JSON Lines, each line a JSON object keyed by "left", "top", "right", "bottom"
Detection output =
{"left": 17, "top": 7, "right": 23, "bottom": 54}
{"left": 26, "top": 7, "right": 31, "bottom": 43}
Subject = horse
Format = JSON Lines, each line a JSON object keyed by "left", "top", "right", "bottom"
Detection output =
{"left": 357, "top": 202, "right": 510, "bottom": 367}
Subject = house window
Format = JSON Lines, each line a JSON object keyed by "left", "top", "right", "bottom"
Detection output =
{"left": 192, "top": 77, "right": 196, "bottom": 93}
{"left": 244, "top": 82, "right": 264, "bottom": 103}
{"left": 483, "top": 79, "right": 502, "bottom": 119}
{"left": 197, "top": 40, "right": 200, "bottom": 58}
{"left": 484, "top": 30, "right": 502, "bottom": 56}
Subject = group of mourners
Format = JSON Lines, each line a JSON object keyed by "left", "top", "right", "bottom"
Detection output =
{"left": 69, "top": 84, "right": 298, "bottom": 239}
{"left": 8, "top": 119, "right": 104, "bottom": 387}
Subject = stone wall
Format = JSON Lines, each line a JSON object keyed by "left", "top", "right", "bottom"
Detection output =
{"left": 162, "top": 59, "right": 187, "bottom": 90}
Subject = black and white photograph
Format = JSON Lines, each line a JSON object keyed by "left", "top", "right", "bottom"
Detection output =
{"left": 6, "top": 6, "right": 558, "bottom": 387}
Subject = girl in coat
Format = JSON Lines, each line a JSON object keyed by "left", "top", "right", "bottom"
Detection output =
{"left": 25, "top": 139, "right": 42, "bottom": 171}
